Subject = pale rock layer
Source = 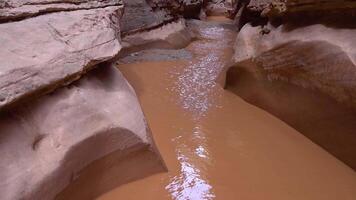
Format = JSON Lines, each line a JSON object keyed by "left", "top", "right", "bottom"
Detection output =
{"left": 0, "top": 0, "right": 123, "bottom": 21}
{"left": 0, "top": 1, "right": 123, "bottom": 110}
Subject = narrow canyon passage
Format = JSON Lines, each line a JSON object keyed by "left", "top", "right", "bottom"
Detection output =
{"left": 98, "top": 17, "right": 356, "bottom": 200}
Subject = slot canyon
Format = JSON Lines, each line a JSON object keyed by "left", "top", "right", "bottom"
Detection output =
{"left": 0, "top": 0, "right": 356, "bottom": 199}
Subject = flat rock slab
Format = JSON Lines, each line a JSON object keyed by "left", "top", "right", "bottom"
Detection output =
{"left": 0, "top": 2, "right": 123, "bottom": 110}
{"left": 0, "top": 65, "right": 165, "bottom": 200}
{"left": 0, "top": 0, "right": 123, "bottom": 22}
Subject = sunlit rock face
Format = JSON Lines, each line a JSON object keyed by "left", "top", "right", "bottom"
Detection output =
{"left": 226, "top": 0, "right": 356, "bottom": 170}
{"left": 0, "top": 0, "right": 123, "bottom": 110}
{"left": 0, "top": 65, "right": 165, "bottom": 200}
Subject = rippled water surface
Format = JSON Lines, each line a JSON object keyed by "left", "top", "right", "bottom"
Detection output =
{"left": 98, "top": 17, "right": 356, "bottom": 200}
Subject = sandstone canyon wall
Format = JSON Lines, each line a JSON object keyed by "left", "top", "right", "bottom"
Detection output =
{"left": 226, "top": 0, "right": 356, "bottom": 170}
{"left": 0, "top": 0, "right": 186, "bottom": 199}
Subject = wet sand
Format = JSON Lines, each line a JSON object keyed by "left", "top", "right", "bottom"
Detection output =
{"left": 98, "top": 17, "right": 356, "bottom": 200}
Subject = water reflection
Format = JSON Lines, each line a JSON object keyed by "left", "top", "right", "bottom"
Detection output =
{"left": 174, "top": 54, "right": 222, "bottom": 117}
{"left": 166, "top": 152, "right": 215, "bottom": 200}
{"left": 166, "top": 126, "right": 215, "bottom": 200}
{"left": 170, "top": 23, "right": 233, "bottom": 119}
{"left": 195, "top": 145, "right": 208, "bottom": 158}
{"left": 165, "top": 22, "right": 233, "bottom": 200}
{"left": 200, "top": 26, "right": 226, "bottom": 40}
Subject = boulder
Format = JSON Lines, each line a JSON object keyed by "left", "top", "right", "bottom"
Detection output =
{"left": 0, "top": 64, "right": 166, "bottom": 200}
{"left": 0, "top": 1, "right": 123, "bottom": 110}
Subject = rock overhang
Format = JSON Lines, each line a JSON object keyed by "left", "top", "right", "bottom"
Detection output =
{"left": 0, "top": 1, "right": 124, "bottom": 111}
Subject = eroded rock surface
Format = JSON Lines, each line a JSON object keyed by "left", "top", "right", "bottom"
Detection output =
{"left": 226, "top": 0, "right": 356, "bottom": 170}
{"left": 0, "top": 1, "right": 168, "bottom": 199}
{"left": 0, "top": 1, "right": 123, "bottom": 110}
{"left": 230, "top": 3, "right": 356, "bottom": 113}
{"left": 0, "top": 65, "right": 165, "bottom": 200}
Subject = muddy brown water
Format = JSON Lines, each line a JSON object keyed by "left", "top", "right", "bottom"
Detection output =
{"left": 226, "top": 61, "right": 356, "bottom": 170}
{"left": 98, "top": 17, "right": 356, "bottom": 200}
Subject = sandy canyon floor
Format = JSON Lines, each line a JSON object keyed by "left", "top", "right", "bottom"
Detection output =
{"left": 98, "top": 17, "right": 356, "bottom": 200}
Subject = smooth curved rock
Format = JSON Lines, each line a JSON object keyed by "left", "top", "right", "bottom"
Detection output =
{"left": 233, "top": 23, "right": 356, "bottom": 106}
{"left": 226, "top": 11, "right": 356, "bottom": 169}
{"left": 0, "top": 2, "right": 123, "bottom": 110}
{"left": 0, "top": 65, "right": 166, "bottom": 200}
{"left": 119, "top": 19, "right": 194, "bottom": 57}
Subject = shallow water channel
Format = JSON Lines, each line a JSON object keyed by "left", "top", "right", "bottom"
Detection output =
{"left": 98, "top": 17, "right": 356, "bottom": 200}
